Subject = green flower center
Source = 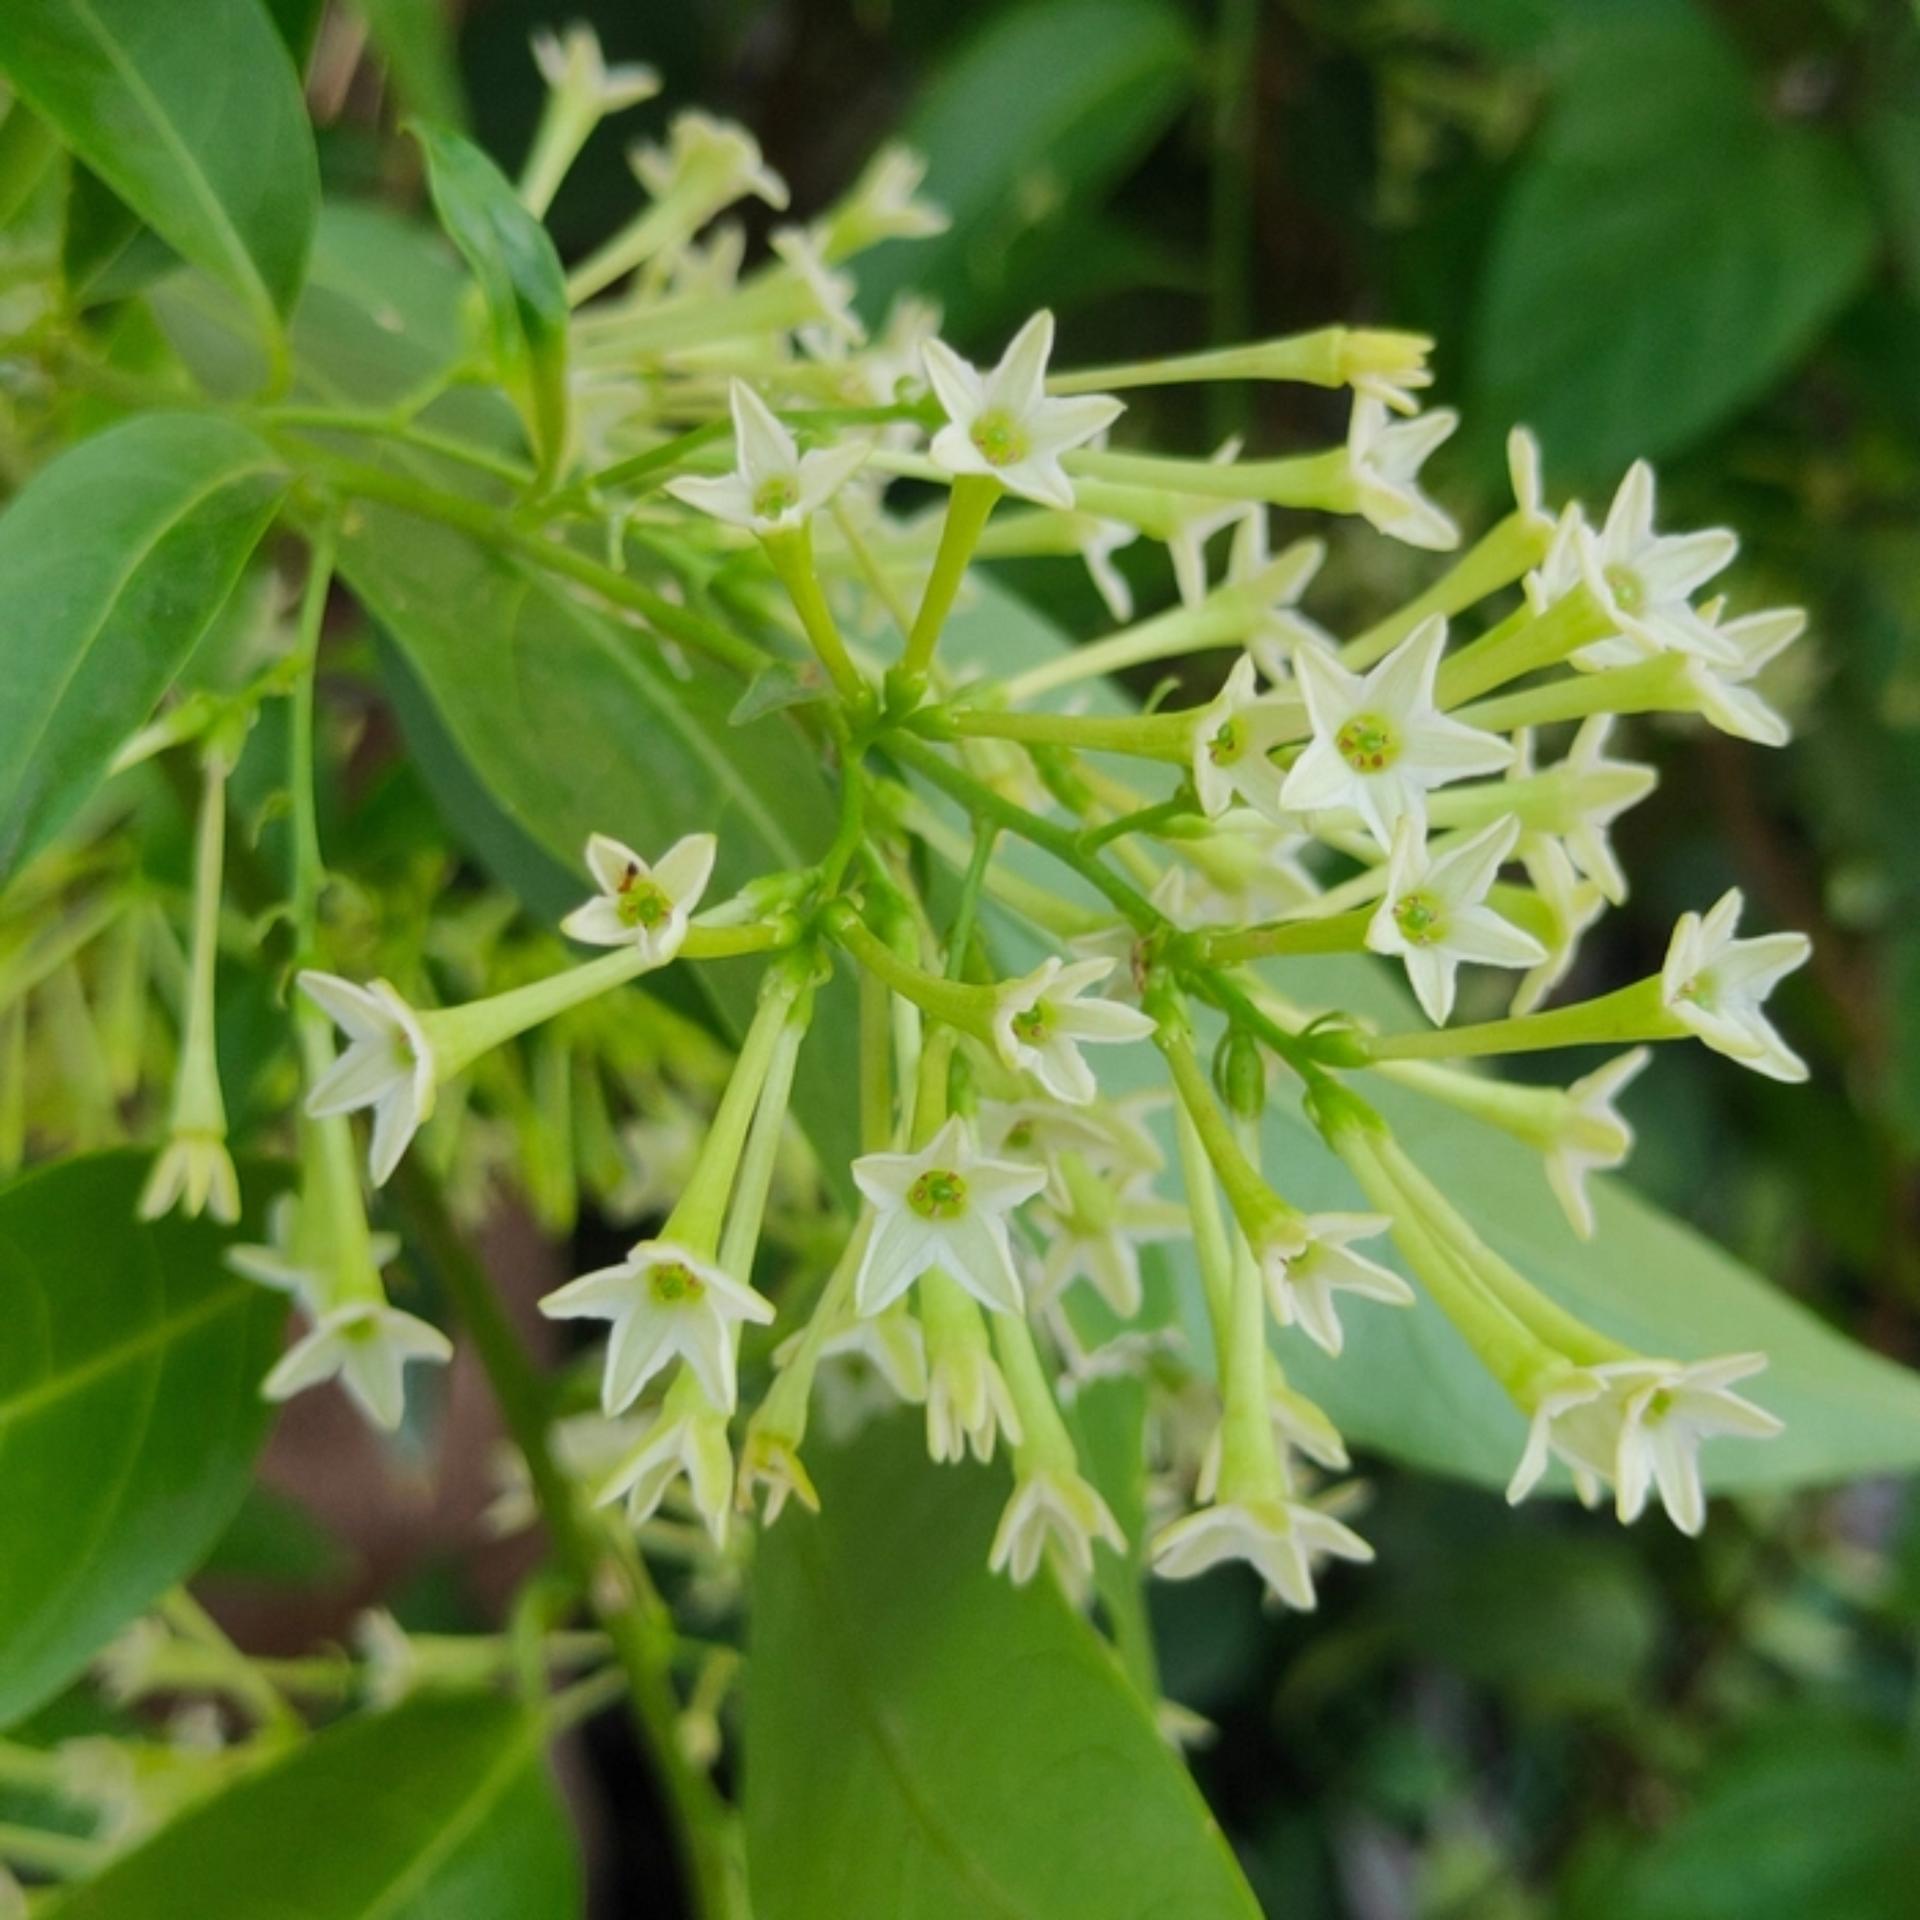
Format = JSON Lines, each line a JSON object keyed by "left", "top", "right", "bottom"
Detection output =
{"left": 616, "top": 866, "right": 673, "bottom": 929}
{"left": 908, "top": 1168, "right": 969, "bottom": 1220}
{"left": 1011, "top": 1003, "right": 1053, "bottom": 1046}
{"left": 1206, "top": 718, "right": 1244, "bottom": 767}
{"left": 1336, "top": 711, "right": 1400, "bottom": 774}
{"left": 649, "top": 1261, "right": 706, "bottom": 1306}
{"left": 1604, "top": 563, "right": 1645, "bottom": 616}
{"left": 1393, "top": 890, "right": 1445, "bottom": 947}
{"left": 753, "top": 475, "right": 800, "bottom": 522}
{"left": 970, "top": 410, "right": 1029, "bottom": 469}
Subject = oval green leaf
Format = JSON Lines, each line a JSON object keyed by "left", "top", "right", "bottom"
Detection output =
{"left": 415, "top": 124, "right": 570, "bottom": 479}
{"left": 1474, "top": 4, "right": 1875, "bottom": 478}
{"left": 336, "top": 503, "right": 861, "bottom": 1196}
{"left": 0, "top": 411, "right": 284, "bottom": 882}
{"left": 41, "top": 1694, "right": 579, "bottom": 1918}
{"left": 0, "top": 0, "right": 320, "bottom": 327}
{"left": 855, "top": 0, "right": 1197, "bottom": 339}
{"left": 0, "top": 1152, "right": 285, "bottom": 1730}
{"left": 746, "top": 1416, "right": 1262, "bottom": 1920}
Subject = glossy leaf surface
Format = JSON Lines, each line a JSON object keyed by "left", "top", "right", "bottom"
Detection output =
{"left": 746, "top": 1417, "right": 1262, "bottom": 1920}
{"left": 0, "top": 0, "right": 319, "bottom": 326}
{"left": 0, "top": 1153, "right": 284, "bottom": 1730}
{"left": 0, "top": 412, "right": 284, "bottom": 882}
{"left": 43, "top": 1695, "right": 579, "bottom": 1918}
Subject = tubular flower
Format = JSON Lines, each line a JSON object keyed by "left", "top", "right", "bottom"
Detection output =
{"left": 922, "top": 311, "right": 1124, "bottom": 510}
{"left": 851, "top": 1117, "right": 1048, "bottom": 1315}
{"left": 1661, "top": 889, "right": 1812, "bottom": 1082}
{"left": 1282, "top": 616, "right": 1513, "bottom": 847}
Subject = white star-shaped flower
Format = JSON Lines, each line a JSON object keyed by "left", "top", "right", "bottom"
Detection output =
{"left": 559, "top": 831, "right": 716, "bottom": 963}
{"left": 925, "top": 1335, "right": 1023, "bottom": 1465}
{"left": 1073, "top": 512, "right": 1140, "bottom": 623}
{"left": 531, "top": 24, "right": 659, "bottom": 113}
{"left": 1573, "top": 461, "right": 1740, "bottom": 669}
{"left": 989, "top": 955, "right": 1157, "bottom": 1105}
{"left": 1152, "top": 1496, "right": 1373, "bottom": 1611}
{"left": 538, "top": 1239, "right": 774, "bottom": 1415}
{"left": 1365, "top": 815, "right": 1546, "bottom": 1025}
{"left": 631, "top": 110, "right": 788, "bottom": 213}
{"left": 666, "top": 381, "right": 868, "bottom": 534}
{"left": 227, "top": 1192, "right": 402, "bottom": 1314}
{"left": 1190, "top": 654, "right": 1298, "bottom": 819}
{"left": 1032, "top": 1160, "right": 1190, "bottom": 1320}
{"left": 988, "top": 1465, "right": 1126, "bottom": 1589}
{"left": 298, "top": 972, "right": 438, "bottom": 1187}
{"left": 1552, "top": 714, "right": 1657, "bottom": 905}
{"left": 1507, "top": 1355, "right": 1781, "bottom": 1535}
{"left": 1346, "top": 395, "right": 1459, "bottom": 550}
{"left": 1545, "top": 1048, "right": 1650, "bottom": 1240}
{"left": 1672, "top": 601, "right": 1807, "bottom": 749}
{"left": 596, "top": 1391, "right": 734, "bottom": 1544}
{"left": 262, "top": 1299, "right": 453, "bottom": 1432}
{"left": 922, "top": 311, "right": 1124, "bottom": 510}
{"left": 1263, "top": 1212, "right": 1414, "bottom": 1357}
{"left": 851, "top": 1116, "right": 1048, "bottom": 1316}
{"left": 1281, "top": 615, "right": 1514, "bottom": 848}
{"left": 821, "top": 142, "right": 949, "bottom": 260}
{"left": 1661, "top": 888, "right": 1811, "bottom": 1082}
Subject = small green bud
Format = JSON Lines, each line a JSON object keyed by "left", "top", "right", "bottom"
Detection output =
{"left": 1214, "top": 1027, "right": 1267, "bottom": 1124}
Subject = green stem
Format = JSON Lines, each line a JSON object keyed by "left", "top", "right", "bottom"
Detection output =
{"left": 762, "top": 523, "right": 868, "bottom": 706}
{"left": 1193, "top": 907, "right": 1373, "bottom": 967}
{"left": 287, "top": 521, "right": 338, "bottom": 968}
{"left": 1341, "top": 509, "right": 1556, "bottom": 672}
{"left": 159, "top": 1589, "right": 300, "bottom": 1737}
{"left": 393, "top": 1162, "right": 742, "bottom": 1920}
{"left": 886, "top": 732, "right": 1160, "bottom": 929}
{"left": 822, "top": 904, "right": 991, "bottom": 1034}
{"left": 901, "top": 474, "right": 1001, "bottom": 684}
{"left": 945, "top": 705, "right": 1195, "bottom": 761}
{"left": 1361, "top": 977, "right": 1678, "bottom": 1063}
{"left": 1065, "top": 444, "right": 1349, "bottom": 510}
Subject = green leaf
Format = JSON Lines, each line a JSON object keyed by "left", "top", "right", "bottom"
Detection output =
{"left": 1474, "top": 0, "right": 1875, "bottom": 477}
{"left": 0, "top": 1152, "right": 285, "bottom": 1730}
{"left": 63, "top": 164, "right": 178, "bottom": 307}
{"left": 415, "top": 124, "right": 570, "bottom": 480}
{"left": 942, "top": 575, "right": 1920, "bottom": 1495}
{"left": 1572, "top": 1713, "right": 1920, "bottom": 1920}
{"left": 41, "top": 1694, "right": 579, "bottom": 1918}
{"left": 855, "top": 0, "right": 1197, "bottom": 340}
{"left": 361, "top": 0, "right": 470, "bottom": 133}
{"left": 0, "top": 412, "right": 285, "bottom": 882}
{"left": 334, "top": 503, "right": 861, "bottom": 1198}
{"left": 0, "top": 0, "right": 320, "bottom": 329}
{"left": 745, "top": 1416, "right": 1262, "bottom": 1920}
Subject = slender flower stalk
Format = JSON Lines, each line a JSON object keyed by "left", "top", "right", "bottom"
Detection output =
{"left": 140, "top": 751, "right": 240, "bottom": 1225}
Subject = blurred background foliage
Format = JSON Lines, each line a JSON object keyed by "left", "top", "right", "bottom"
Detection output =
{"left": 281, "top": 0, "right": 1920, "bottom": 1910}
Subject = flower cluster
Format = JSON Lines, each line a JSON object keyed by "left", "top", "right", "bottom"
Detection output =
{"left": 194, "top": 34, "right": 1813, "bottom": 1616}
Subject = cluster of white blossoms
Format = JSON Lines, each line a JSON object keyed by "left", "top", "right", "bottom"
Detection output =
{"left": 229, "top": 31, "right": 1815, "bottom": 1610}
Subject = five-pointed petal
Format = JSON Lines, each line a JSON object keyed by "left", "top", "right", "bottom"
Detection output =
{"left": 539, "top": 1239, "right": 774, "bottom": 1415}
{"left": 851, "top": 1115, "right": 1047, "bottom": 1315}
{"left": 922, "top": 310, "right": 1123, "bottom": 509}
{"left": 1661, "top": 888, "right": 1812, "bottom": 1082}
{"left": 1281, "top": 615, "right": 1513, "bottom": 848}
{"left": 989, "top": 955, "right": 1157, "bottom": 1105}
{"left": 299, "top": 971, "right": 438, "bottom": 1187}
{"left": 561, "top": 831, "right": 716, "bottom": 964}
{"left": 666, "top": 380, "right": 868, "bottom": 533}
